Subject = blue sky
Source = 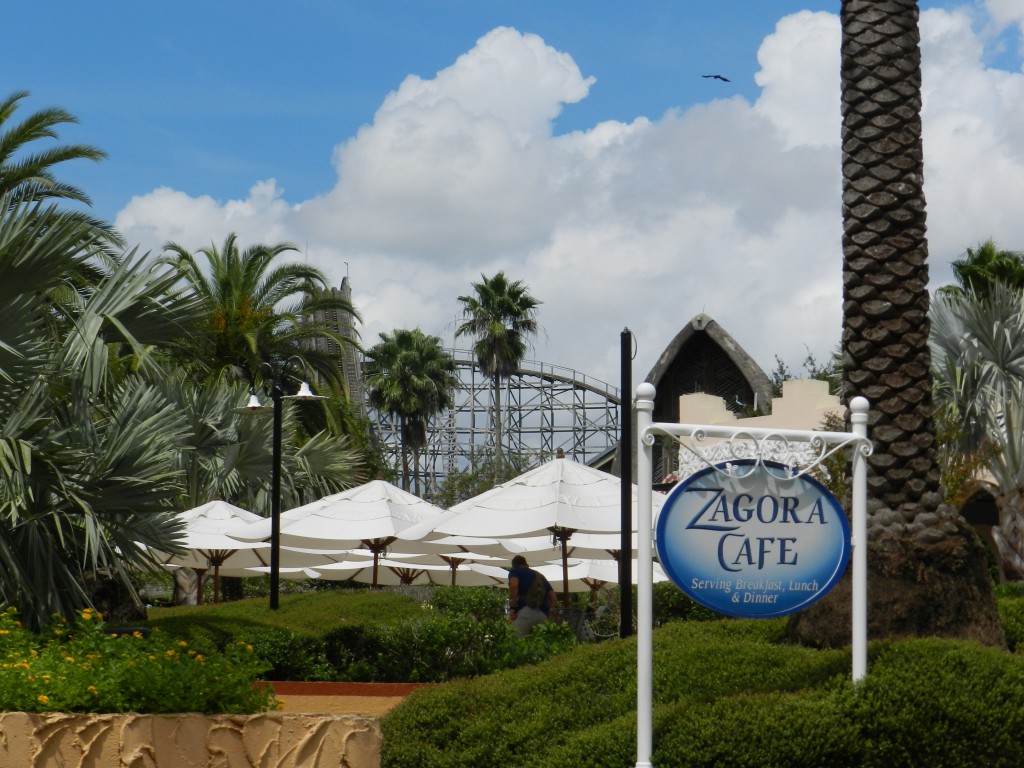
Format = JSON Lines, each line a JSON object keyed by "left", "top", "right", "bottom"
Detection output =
{"left": 15, "top": 1, "right": 850, "bottom": 215}
{"left": 7, "top": 1, "right": 1024, "bottom": 384}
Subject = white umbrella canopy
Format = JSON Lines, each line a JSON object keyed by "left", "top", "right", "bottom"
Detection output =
{"left": 433, "top": 458, "right": 659, "bottom": 538}
{"left": 228, "top": 479, "right": 448, "bottom": 550}
{"left": 314, "top": 558, "right": 506, "bottom": 588}
{"left": 427, "top": 457, "right": 667, "bottom": 607}
{"left": 470, "top": 558, "right": 668, "bottom": 599}
{"left": 374, "top": 548, "right": 508, "bottom": 586}
{"left": 466, "top": 531, "right": 643, "bottom": 561}
{"left": 225, "top": 481, "right": 450, "bottom": 588}
{"left": 148, "top": 500, "right": 348, "bottom": 603}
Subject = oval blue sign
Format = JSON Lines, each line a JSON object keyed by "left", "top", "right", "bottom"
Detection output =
{"left": 656, "top": 459, "right": 850, "bottom": 618}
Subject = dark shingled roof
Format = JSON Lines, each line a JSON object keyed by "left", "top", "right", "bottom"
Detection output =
{"left": 643, "top": 313, "right": 773, "bottom": 424}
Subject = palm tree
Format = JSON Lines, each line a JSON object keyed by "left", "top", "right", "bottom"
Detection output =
{"left": 0, "top": 90, "right": 106, "bottom": 204}
{"left": 0, "top": 192, "right": 207, "bottom": 628}
{"left": 790, "top": 0, "right": 1003, "bottom": 646}
{"left": 365, "top": 329, "right": 458, "bottom": 494}
{"left": 940, "top": 239, "right": 1024, "bottom": 299}
{"left": 161, "top": 234, "right": 361, "bottom": 394}
{"left": 456, "top": 272, "right": 540, "bottom": 462}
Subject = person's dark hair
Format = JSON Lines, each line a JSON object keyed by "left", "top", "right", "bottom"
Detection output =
{"left": 511, "top": 555, "right": 528, "bottom": 568}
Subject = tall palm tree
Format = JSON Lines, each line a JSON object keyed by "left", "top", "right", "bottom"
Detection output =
{"left": 456, "top": 272, "right": 540, "bottom": 462}
{"left": 940, "top": 239, "right": 1024, "bottom": 299}
{"left": 161, "top": 233, "right": 361, "bottom": 394}
{"left": 790, "top": 0, "right": 1003, "bottom": 646}
{"left": 365, "top": 329, "right": 458, "bottom": 494}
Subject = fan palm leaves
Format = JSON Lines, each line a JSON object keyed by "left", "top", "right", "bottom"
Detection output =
{"left": 0, "top": 193, "right": 208, "bottom": 627}
{"left": 931, "top": 282, "right": 1024, "bottom": 577}
{"left": 365, "top": 328, "right": 458, "bottom": 493}
{"left": 456, "top": 272, "right": 540, "bottom": 461}
{"left": 161, "top": 233, "right": 361, "bottom": 394}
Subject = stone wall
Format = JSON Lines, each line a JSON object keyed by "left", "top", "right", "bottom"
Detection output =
{"left": 0, "top": 711, "right": 380, "bottom": 767}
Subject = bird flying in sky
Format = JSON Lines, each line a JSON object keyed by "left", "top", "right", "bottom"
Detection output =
{"left": 702, "top": 74, "right": 730, "bottom": 82}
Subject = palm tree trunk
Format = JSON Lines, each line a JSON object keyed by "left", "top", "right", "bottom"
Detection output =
{"left": 400, "top": 417, "right": 412, "bottom": 492}
{"left": 411, "top": 444, "right": 421, "bottom": 496}
{"left": 789, "top": 0, "right": 1003, "bottom": 647}
{"left": 994, "top": 492, "right": 1024, "bottom": 580}
{"left": 493, "top": 375, "right": 504, "bottom": 463}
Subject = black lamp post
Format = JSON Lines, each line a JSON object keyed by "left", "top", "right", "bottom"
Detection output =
{"left": 233, "top": 368, "right": 322, "bottom": 610}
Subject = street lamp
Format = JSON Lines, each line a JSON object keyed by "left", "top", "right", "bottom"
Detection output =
{"left": 233, "top": 366, "right": 324, "bottom": 609}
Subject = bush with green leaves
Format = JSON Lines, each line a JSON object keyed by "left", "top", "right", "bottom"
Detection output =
{"left": 323, "top": 614, "right": 575, "bottom": 682}
{"left": 429, "top": 585, "right": 507, "bottom": 621}
{"left": 997, "top": 592, "right": 1024, "bottom": 652}
{"left": 0, "top": 607, "right": 277, "bottom": 714}
{"left": 381, "top": 619, "right": 1024, "bottom": 768}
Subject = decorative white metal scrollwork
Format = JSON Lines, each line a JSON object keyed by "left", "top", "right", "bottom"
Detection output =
{"left": 650, "top": 425, "right": 873, "bottom": 483}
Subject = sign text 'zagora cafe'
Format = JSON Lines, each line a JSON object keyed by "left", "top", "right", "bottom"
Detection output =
{"left": 656, "top": 459, "right": 850, "bottom": 618}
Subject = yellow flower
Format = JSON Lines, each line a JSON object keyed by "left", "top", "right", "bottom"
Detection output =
{"left": 132, "top": 631, "right": 144, "bottom": 639}
{"left": 0, "top": 630, "right": 8, "bottom": 635}
{"left": 178, "top": 640, "right": 188, "bottom": 648}
{"left": 87, "top": 685, "right": 98, "bottom": 695}
{"left": 165, "top": 649, "right": 176, "bottom": 657}
{"left": 64, "top": 656, "right": 75, "bottom": 663}
{"left": 37, "top": 695, "right": 49, "bottom": 705}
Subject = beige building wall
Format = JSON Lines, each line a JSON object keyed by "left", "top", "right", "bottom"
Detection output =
{"left": 678, "top": 378, "right": 842, "bottom": 431}
{"left": 668, "top": 379, "right": 843, "bottom": 480}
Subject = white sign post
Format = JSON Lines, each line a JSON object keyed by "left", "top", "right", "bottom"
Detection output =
{"left": 634, "top": 383, "right": 871, "bottom": 768}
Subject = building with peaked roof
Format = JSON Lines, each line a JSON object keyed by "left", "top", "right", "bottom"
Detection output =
{"left": 613, "top": 314, "right": 776, "bottom": 480}
{"left": 644, "top": 313, "right": 773, "bottom": 425}
{"left": 634, "top": 314, "right": 774, "bottom": 480}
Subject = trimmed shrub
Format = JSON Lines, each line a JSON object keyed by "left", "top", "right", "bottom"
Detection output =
{"left": 381, "top": 621, "right": 1024, "bottom": 768}
{"left": 997, "top": 594, "right": 1024, "bottom": 652}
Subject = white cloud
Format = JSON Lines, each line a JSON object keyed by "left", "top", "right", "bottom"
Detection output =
{"left": 115, "top": 6, "right": 1024, "bottom": 387}
{"left": 986, "top": 0, "right": 1024, "bottom": 33}
{"left": 754, "top": 11, "right": 841, "bottom": 149}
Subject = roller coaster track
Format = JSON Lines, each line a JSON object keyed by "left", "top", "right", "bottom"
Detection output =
{"left": 367, "top": 348, "right": 622, "bottom": 494}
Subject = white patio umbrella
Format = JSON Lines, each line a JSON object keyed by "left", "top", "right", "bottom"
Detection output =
{"left": 470, "top": 557, "right": 669, "bottom": 605}
{"left": 428, "top": 457, "right": 667, "bottom": 607}
{"left": 468, "top": 531, "right": 642, "bottom": 561}
{"left": 227, "top": 480, "right": 449, "bottom": 588}
{"left": 146, "top": 500, "right": 347, "bottom": 604}
{"left": 369, "top": 547, "right": 508, "bottom": 586}
{"left": 314, "top": 558, "right": 506, "bottom": 587}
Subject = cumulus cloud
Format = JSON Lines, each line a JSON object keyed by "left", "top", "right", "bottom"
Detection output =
{"left": 115, "top": 6, "right": 1024, "bottom": 386}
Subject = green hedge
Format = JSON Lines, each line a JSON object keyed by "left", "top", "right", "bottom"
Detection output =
{"left": 148, "top": 588, "right": 575, "bottom": 682}
{"left": 381, "top": 620, "right": 1024, "bottom": 768}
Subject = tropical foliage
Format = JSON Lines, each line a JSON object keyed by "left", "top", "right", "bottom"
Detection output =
{"left": 0, "top": 191, "right": 205, "bottom": 628}
{"left": 941, "top": 239, "right": 1024, "bottom": 299}
{"left": 160, "top": 233, "right": 360, "bottom": 394}
{"left": 456, "top": 272, "right": 540, "bottom": 461}
{"left": 365, "top": 329, "right": 458, "bottom": 494}
{"left": 931, "top": 280, "right": 1024, "bottom": 578}
{"left": 0, "top": 94, "right": 367, "bottom": 624}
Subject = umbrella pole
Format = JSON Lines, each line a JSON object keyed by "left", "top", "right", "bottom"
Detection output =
{"left": 193, "top": 567, "right": 207, "bottom": 606}
{"left": 560, "top": 536, "right": 570, "bottom": 611}
{"left": 213, "top": 564, "right": 221, "bottom": 605}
